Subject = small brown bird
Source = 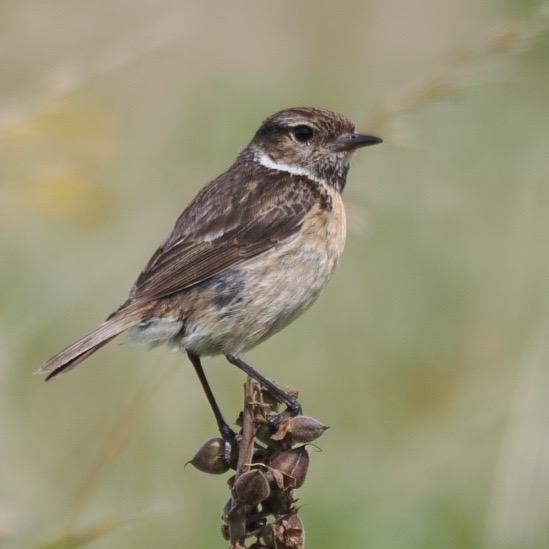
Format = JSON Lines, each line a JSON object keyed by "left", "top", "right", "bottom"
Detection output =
{"left": 38, "top": 107, "right": 382, "bottom": 442}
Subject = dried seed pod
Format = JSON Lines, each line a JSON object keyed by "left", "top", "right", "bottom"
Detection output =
{"left": 261, "top": 523, "right": 283, "bottom": 547}
{"left": 263, "top": 467, "right": 285, "bottom": 490}
{"left": 270, "top": 446, "right": 309, "bottom": 489}
{"left": 280, "top": 512, "right": 305, "bottom": 549}
{"left": 262, "top": 512, "right": 305, "bottom": 549}
{"left": 270, "top": 415, "right": 291, "bottom": 441}
{"left": 188, "top": 437, "right": 229, "bottom": 475}
{"left": 256, "top": 423, "right": 275, "bottom": 446}
{"left": 289, "top": 415, "right": 329, "bottom": 443}
{"left": 261, "top": 487, "right": 293, "bottom": 515}
{"left": 221, "top": 522, "right": 230, "bottom": 541}
{"left": 233, "top": 469, "right": 271, "bottom": 506}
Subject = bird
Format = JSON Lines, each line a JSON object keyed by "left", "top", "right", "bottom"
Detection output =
{"left": 38, "top": 106, "right": 382, "bottom": 443}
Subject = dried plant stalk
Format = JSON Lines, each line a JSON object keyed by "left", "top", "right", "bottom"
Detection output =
{"left": 188, "top": 378, "right": 328, "bottom": 548}
{"left": 225, "top": 378, "right": 260, "bottom": 545}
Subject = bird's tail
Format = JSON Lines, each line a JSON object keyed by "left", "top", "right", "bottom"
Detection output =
{"left": 36, "top": 311, "right": 141, "bottom": 381}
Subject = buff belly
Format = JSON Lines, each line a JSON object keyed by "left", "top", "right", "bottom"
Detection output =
{"left": 128, "top": 193, "right": 346, "bottom": 356}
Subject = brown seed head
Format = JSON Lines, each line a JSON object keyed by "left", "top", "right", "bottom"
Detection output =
{"left": 261, "top": 512, "right": 305, "bottom": 549}
{"left": 233, "top": 469, "right": 271, "bottom": 506}
{"left": 270, "top": 446, "right": 309, "bottom": 489}
{"left": 188, "top": 437, "right": 229, "bottom": 475}
{"left": 289, "top": 415, "right": 329, "bottom": 443}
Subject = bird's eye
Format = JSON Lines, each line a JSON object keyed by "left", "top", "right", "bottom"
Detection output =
{"left": 292, "top": 125, "right": 314, "bottom": 143}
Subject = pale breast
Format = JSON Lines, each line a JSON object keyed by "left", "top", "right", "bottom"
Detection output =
{"left": 180, "top": 184, "right": 347, "bottom": 355}
{"left": 299, "top": 186, "right": 346, "bottom": 271}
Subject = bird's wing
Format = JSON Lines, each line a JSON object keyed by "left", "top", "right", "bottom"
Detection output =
{"left": 129, "top": 167, "right": 321, "bottom": 303}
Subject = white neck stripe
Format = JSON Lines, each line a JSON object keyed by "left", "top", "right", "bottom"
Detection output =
{"left": 255, "top": 151, "right": 321, "bottom": 183}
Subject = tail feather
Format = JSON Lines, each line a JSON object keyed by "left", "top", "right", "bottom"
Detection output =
{"left": 37, "top": 314, "right": 139, "bottom": 381}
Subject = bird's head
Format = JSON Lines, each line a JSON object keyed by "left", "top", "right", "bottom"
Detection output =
{"left": 248, "top": 107, "right": 382, "bottom": 190}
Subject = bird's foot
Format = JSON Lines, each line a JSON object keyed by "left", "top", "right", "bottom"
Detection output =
{"left": 269, "top": 398, "right": 302, "bottom": 432}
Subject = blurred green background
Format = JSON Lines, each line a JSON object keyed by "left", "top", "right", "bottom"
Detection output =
{"left": 1, "top": 1, "right": 549, "bottom": 547}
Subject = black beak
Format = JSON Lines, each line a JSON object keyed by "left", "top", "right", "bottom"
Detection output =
{"left": 332, "top": 132, "right": 383, "bottom": 152}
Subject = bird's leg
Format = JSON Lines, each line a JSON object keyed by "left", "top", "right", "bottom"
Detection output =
{"left": 225, "top": 354, "right": 302, "bottom": 429}
{"left": 187, "top": 352, "right": 237, "bottom": 465}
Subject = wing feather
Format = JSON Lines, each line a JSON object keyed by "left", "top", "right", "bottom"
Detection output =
{"left": 129, "top": 166, "right": 320, "bottom": 303}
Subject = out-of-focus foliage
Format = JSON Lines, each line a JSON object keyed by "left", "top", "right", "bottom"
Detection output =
{"left": 1, "top": 1, "right": 548, "bottom": 548}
